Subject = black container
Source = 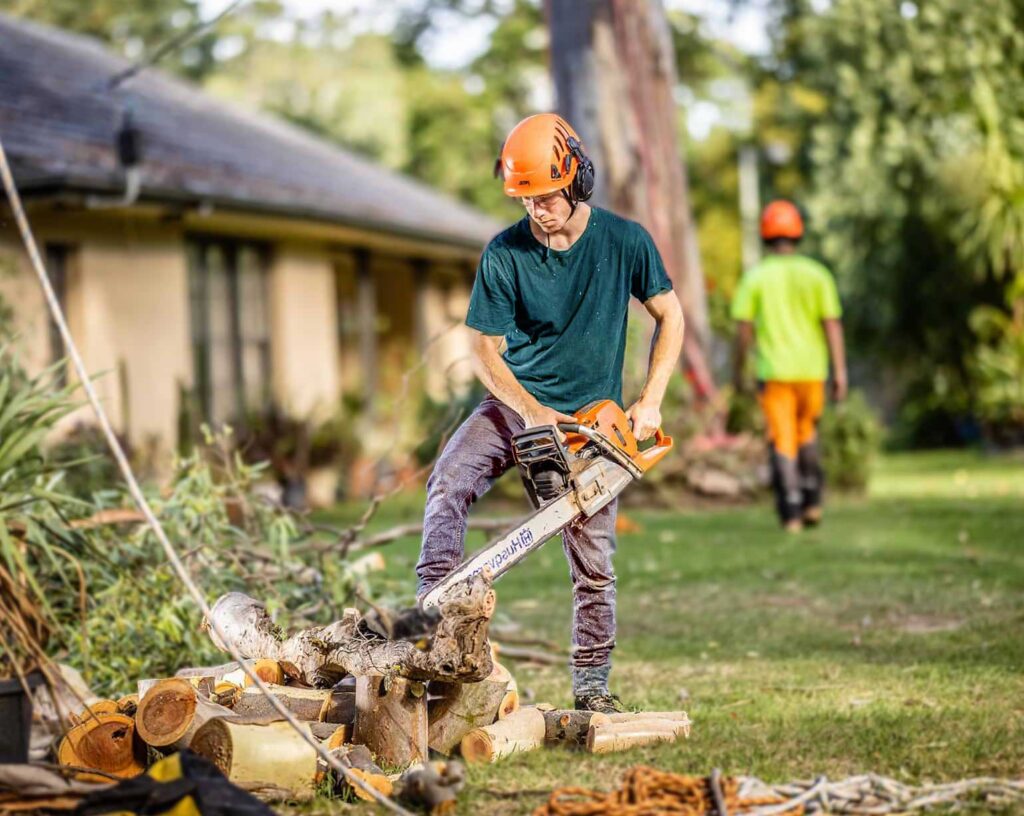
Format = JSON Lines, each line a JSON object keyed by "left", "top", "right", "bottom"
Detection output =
{"left": 0, "top": 673, "right": 43, "bottom": 763}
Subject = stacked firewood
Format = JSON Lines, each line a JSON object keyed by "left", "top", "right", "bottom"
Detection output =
{"left": 48, "top": 573, "right": 690, "bottom": 811}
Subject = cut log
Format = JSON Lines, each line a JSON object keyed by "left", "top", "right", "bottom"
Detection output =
{"left": 427, "top": 663, "right": 510, "bottom": 756}
{"left": 459, "top": 706, "right": 545, "bottom": 764}
{"left": 204, "top": 571, "right": 496, "bottom": 685}
{"left": 116, "top": 695, "right": 139, "bottom": 717}
{"left": 354, "top": 675, "right": 428, "bottom": 767}
{"left": 134, "top": 678, "right": 235, "bottom": 749}
{"left": 585, "top": 719, "right": 681, "bottom": 754}
{"left": 542, "top": 710, "right": 612, "bottom": 747}
{"left": 57, "top": 713, "right": 146, "bottom": 782}
{"left": 139, "top": 675, "right": 214, "bottom": 699}
{"left": 230, "top": 685, "right": 354, "bottom": 724}
{"left": 190, "top": 719, "right": 318, "bottom": 801}
{"left": 498, "top": 668, "right": 519, "bottom": 721}
{"left": 606, "top": 711, "right": 692, "bottom": 736}
{"left": 220, "top": 659, "right": 285, "bottom": 688}
{"left": 326, "top": 724, "right": 351, "bottom": 748}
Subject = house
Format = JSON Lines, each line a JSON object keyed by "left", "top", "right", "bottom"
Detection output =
{"left": 0, "top": 14, "right": 499, "bottom": 463}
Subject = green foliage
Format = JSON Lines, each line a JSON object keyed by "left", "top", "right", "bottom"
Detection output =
{"left": 967, "top": 282, "right": 1024, "bottom": 439}
{"left": 0, "top": 348, "right": 92, "bottom": 677}
{"left": 819, "top": 390, "right": 880, "bottom": 492}
{"left": 755, "top": 0, "right": 1024, "bottom": 440}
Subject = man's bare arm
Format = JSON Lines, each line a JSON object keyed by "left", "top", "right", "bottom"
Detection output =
{"left": 823, "top": 318, "right": 848, "bottom": 401}
{"left": 734, "top": 320, "right": 754, "bottom": 389}
{"left": 626, "top": 290, "right": 685, "bottom": 441}
{"left": 470, "top": 330, "right": 575, "bottom": 428}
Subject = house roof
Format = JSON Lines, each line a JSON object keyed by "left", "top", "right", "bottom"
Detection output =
{"left": 0, "top": 14, "right": 502, "bottom": 249}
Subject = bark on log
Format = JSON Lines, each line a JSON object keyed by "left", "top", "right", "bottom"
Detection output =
{"left": 204, "top": 572, "right": 495, "bottom": 685}
{"left": 57, "top": 713, "right": 146, "bottom": 782}
{"left": 427, "top": 664, "right": 510, "bottom": 756}
{"left": 543, "top": 710, "right": 612, "bottom": 747}
{"left": 606, "top": 710, "right": 691, "bottom": 736}
{"left": 190, "top": 719, "right": 319, "bottom": 801}
{"left": 585, "top": 718, "right": 680, "bottom": 754}
{"left": 230, "top": 685, "right": 354, "bottom": 724}
{"left": 354, "top": 675, "right": 429, "bottom": 767}
{"left": 134, "top": 678, "right": 236, "bottom": 749}
{"left": 459, "top": 706, "right": 545, "bottom": 764}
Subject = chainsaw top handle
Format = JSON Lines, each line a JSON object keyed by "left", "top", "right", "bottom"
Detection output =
{"left": 557, "top": 421, "right": 673, "bottom": 477}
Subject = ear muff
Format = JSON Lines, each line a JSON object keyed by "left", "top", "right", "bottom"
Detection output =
{"left": 565, "top": 136, "right": 595, "bottom": 203}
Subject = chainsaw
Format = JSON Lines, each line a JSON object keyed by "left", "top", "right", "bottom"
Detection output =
{"left": 419, "top": 399, "right": 673, "bottom": 610}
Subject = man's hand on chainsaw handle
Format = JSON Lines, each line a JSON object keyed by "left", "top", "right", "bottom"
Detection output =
{"left": 521, "top": 404, "right": 577, "bottom": 437}
{"left": 470, "top": 331, "right": 576, "bottom": 438}
{"left": 626, "top": 398, "right": 662, "bottom": 442}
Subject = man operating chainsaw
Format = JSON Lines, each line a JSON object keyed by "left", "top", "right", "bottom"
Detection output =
{"left": 415, "top": 113, "right": 684, "bottom": 713}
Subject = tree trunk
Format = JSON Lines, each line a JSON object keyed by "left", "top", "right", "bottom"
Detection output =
{"left": 427, "top": 663, "right": 511, "bottom": 756}
{"left": 354, "top": 675, "right": 429, "bottom": 767}
{"left": 190, "top": 719, "right": 319, "bottom": 801}
{"left": 547, "top": 0, "right": 717, "bottom": 401}
{"left": 203, "top": 572, "right": 495, "bottom": 686}
{"left": 460, "top": 705, "right": 546, "bottom": 764}
{"left": 57, "top": 713, "right": 146, "bottom": 782}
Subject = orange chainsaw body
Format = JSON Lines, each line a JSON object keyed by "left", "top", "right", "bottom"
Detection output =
{"left": 564, "top": 399, "right": 674, "bottom": 474}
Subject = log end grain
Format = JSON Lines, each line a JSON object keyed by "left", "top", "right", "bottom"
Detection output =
{"left": 58, "top": 713, "right": 145, "bottom": 781}
{"left": 135, "top": 678, "right": 198, "bottom": 747}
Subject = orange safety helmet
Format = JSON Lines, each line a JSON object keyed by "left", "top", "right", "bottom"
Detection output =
{"left": 496, "top": 113, "right": 595, "bottom": 201}
{"left": 760, "top": 200, "right": 804, "bottom": 241}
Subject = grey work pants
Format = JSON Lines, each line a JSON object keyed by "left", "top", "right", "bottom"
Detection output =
{"left": 416, "top": 396, "right": 617, "bottom": 669}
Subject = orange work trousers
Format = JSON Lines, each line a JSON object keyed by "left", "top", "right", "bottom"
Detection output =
{"left": 757, "top": 381, "right": 825, "bottom": 459}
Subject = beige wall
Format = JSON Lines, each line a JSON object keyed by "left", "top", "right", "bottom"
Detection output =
{"left": 269, "top": 245, "right": 339, "bottom": 419}
{"left": 74, "top": 236, "right": 191, "bottom": 451}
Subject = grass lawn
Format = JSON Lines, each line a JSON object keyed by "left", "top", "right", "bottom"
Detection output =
{"left": 306, "top": 450, "right": 1024, "bottom": 814}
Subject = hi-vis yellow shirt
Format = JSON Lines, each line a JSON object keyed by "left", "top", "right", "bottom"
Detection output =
{"left": 731, "top": 253, "right": 842, "bottom": 382}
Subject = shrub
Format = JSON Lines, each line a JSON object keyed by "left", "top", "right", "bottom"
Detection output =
{"left": 820, "top": 390, "right": 880, "bottom": 492}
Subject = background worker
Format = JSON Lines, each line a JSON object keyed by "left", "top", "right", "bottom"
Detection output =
{"left": 732, "top": 200, "right": 847, "bottom": 532}
{"left": 415, "top": 113, "right": 684, "bottom": 713}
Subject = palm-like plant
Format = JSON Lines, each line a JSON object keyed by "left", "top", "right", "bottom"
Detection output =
{"left": 0, "top": 348, "right": 89, "bottom": 683}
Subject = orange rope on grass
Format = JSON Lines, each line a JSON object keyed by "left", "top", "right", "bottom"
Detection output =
{"left": 532, "top": 766, "right": 801, "bottom": 816}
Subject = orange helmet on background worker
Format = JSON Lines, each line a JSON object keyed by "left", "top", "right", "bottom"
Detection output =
{"left": 760, "top": 200, "right": 804, "bottom": 241}
{"left": 496, "top": 113, "right": 595, "bottom": 203}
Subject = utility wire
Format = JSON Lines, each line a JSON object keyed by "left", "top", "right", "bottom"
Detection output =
{"left": 0, "top": 137, "right": 412, "bottom": 814}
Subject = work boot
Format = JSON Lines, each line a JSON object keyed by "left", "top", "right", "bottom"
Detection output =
{"left": 574, "top": 692, "right": 625, "bottom": 714}
{"left": 783, "top": 518, "right": 804, "bottom": 534}
{"left": 802, "top": 506, "right": 823, "bottom": 527}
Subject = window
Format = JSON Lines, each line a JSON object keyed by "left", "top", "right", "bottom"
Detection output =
{"left": 187, "top": 239, "right": 271, "bottom": 424}
{"left": 45, "top": 244, "right": 70, "bottom": 386}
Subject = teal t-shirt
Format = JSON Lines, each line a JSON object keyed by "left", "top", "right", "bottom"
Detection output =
{"left": 465, "top": 207, "right": 672, "bottom": 414}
